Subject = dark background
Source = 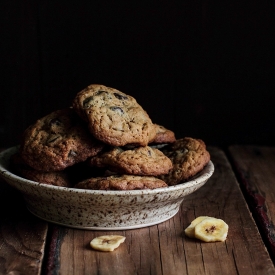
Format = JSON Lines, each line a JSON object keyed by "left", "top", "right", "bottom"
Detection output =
{"left": 1, "top": 1, "right": 275, "bottom": 148}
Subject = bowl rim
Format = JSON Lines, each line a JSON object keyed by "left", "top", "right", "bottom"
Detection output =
{"left": 0, "top": 146, "right": 214, "bottom": 196}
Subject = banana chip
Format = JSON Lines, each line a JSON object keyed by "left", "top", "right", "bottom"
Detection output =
{"left": 185, "top": 216, "right": 228, "bottom": 242}
{"left": 90, "top": 235, "right": 126, "bottom": 252}
{"left": 184, "top": 216, "right": 209, "bottom": 238}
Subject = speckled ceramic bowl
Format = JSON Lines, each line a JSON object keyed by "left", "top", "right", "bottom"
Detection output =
{"left": 0, "top": 146, "right": 214, "bottom": 230}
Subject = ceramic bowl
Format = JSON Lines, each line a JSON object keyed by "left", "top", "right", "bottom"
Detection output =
{"left": 0, "top": 146, "right": 214, "bottom": 230}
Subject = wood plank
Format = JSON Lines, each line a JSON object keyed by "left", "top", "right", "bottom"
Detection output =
{"left": 0, "top": 180, "right": 48, "bottom": 275}
{"left": 228, "top": 145, "right": 275, "bottom": 260}
{"left": 44, "top": 147, "right": 275, "bottom": 275}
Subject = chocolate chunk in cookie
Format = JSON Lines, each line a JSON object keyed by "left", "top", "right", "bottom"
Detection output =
{"left": 159, "top": 137, "right": 210, "bottom": 185}
{"left": 75, "top": 175, "right": 168, "bottom": 190}
{"left": 20, "top": 108, "right": 105, "bottom": 172}
{"left": 89, "top": 146, "right": 172, "bottom": 176}
{"left": 72, "top": 84, "right": 156, "bottom": 146}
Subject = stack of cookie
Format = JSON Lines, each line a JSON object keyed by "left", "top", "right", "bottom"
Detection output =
{"left": 11, "top": 84, "right": 210, "bottom": 190}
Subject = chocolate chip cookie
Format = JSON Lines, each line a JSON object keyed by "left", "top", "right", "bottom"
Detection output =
{"left": 75, "top": 175, "right": 168, "bottom": 190}
{"left": 89, "top": 146, "right": 173, "bottom": 176}
{"left": 159, "top": 137, "right": 210, "bottom": 185}
{"left": 149, "top": 124, "right": 176, "bottom": 144}
{"left": 10, "top": 152, "right": 72, "bottom": 187}
{"left": 72, "top": 84, "right": 156, "bottom": 146}
{"left": 20, "top": 108, "right": 104, "bottom": 172}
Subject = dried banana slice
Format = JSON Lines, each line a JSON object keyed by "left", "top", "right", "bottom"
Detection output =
{"left": 184, "top": 216, "right": 210, "bottom": 238}
{"left": 194, "top": 217, "right": 228, "bottom": 242}
{"left": 90, "top": 235, "right": 126, "bottom": 252}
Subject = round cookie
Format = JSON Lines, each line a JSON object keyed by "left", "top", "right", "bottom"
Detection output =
{"left": 89, "top": 146, "right": 173, "bottom": 176}
{"left": 20, "top": 108, "right": 105, "bottom": 172}
{"left": 10, "top": 152, "right": 71, "bottom": 187}
{"left": 149, "top": 124, "right": 176, "bottom": 144}
{"left": 75, "top": 175, "right": 168, "bottom": 190}
{"left": 159, "top": 137, "right": 210, "bottom": 185}
{"left": 72, "top": 84, "right": 156, "bottom": 146}
{"left": 20, "top": 169, "right": 71, "bottom": 187}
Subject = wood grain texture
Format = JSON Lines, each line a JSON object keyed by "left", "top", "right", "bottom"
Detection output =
{"left": 0, "top": 180, "right": 48, "bottom": 275}
{"left": 228, "top": 145, "right": 275, "bottom": 260}
{"left": 43, "top": 147, "right": 275, "bottom": 275}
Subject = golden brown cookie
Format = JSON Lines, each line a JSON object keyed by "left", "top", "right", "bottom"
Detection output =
{"left": 149, "top": 124, "right": 176, "bottom": 144}
{"left": 158, "top": 137, "right": 210, "bottom": 185}
{"left": 10, "top": 152, "right": 71, "bottom": 187}
{"left": 89, "top": 146, "right": 173, "bottom": 176}
{"left": 75, "top": 175, "right": 168, "bottom": 190}
{"left": 20, "top": 108, "right": 104, "bottom": 172}
{"left": 72, "top": 84, "right": 156, "bottom": 146}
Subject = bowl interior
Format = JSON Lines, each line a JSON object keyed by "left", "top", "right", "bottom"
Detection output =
{"left": 0, "top": 146, "right": 214, "bottom": 194}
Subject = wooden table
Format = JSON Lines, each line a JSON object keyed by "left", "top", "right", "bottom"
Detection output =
{"left": 1, "top": 146, "right": 275, "bottom": 275}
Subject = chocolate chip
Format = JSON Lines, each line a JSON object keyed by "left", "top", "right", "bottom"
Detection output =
{"left": 49, "top": 118, "right": 62, "bottom": 127}
{"left": 47, "top": 135, "right": 61, "bottom": 144}
{"left": 69, "top": 150, "right": 77, "bottom": 157}
{"left": 96, "top": 90, "right": 106, "bottom": 96}
{"left": 110, "top": 106, "right": 124, "bottom": 115}
{"left": 114, "top": 93, "right": 128, "bottom": 100}
{"left": 83, "top": 96, "right": 93, "bottom": 109}
{"left": 180, "top": 149, "right": 189, "bottom": 154}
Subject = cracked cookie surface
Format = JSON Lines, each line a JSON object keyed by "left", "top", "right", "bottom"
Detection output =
{"left": 20, "top": 108, "right": 104, "bottom": 172}
{"left": 159, "top": 137, "right": 210, "bottom": 185}
{"left": 72, "top": 84, "right": 156, "bottom": 146}
{"left": 89, "top": 146, "right": 173, "bottom": 176}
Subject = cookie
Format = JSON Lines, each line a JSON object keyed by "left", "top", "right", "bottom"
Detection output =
{"left": 20, "top": 108, "right": 104, "bottom": 172}
{"left": 149, "top": 124, "right": 176, "bottom": 144}
{"left": 75, "top": 175, "right": 168, "bottom": 190}
{"left": 89, "top": 146, "right": 173, "bottom": 176}
{"left": 10, "top": 152, "right": 71, "bottom": 187}
{"left": 159, "top": 137, "right": 210, "bottom": 185}
{"left": 20, "top": 169, "right": 71, "bottom": 187}
{"left": 72, "top": 84, "right": 156, "bottom": 146}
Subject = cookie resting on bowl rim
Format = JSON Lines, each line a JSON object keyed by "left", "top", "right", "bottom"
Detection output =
{"left": 0, "top": 146, "right": 214, "bottom": 230}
